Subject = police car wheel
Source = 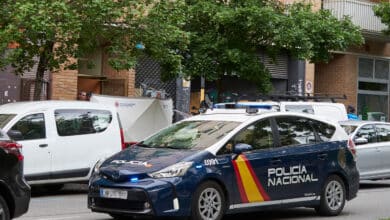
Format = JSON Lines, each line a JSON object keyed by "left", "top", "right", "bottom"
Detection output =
{"left": 316, "top": 175, "right": 346, "bottom": 216}
{"left": 0, "top": 194, "right": 10, "bottom": 220}
{"left": 191, "top": 181, "right": 225, "bottom": 220}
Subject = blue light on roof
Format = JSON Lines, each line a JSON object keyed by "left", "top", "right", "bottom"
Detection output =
{"left": 130, "top": 177, "right": 139, "bottom": 183}
{"left": 196, "top": 165, "right": 203, "bottom": 169}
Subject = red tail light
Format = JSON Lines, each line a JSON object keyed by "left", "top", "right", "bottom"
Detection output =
{"left": 347, "top": 138, "right": 357, "bottom": 160}
{"left": 1, "top": 141, "right": 23, "bottom": 161}
{"left": 120, "top": 128, "right": 126, "bottom": 150}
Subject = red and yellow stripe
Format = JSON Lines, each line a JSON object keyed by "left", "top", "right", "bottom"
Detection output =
{"left": 232, "top": 155, "right": 270, "bottom": 203}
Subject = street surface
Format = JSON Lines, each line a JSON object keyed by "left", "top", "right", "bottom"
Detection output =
{"left": 16, "top": 180, "right": 390, "bottom": 220}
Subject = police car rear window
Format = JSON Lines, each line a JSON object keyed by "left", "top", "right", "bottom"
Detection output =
{"left": 311, "top": 120, "right": 336, "bottom": 142}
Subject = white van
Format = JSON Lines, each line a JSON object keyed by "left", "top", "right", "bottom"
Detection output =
{"left": 214, "top": 101, "right": 348, "bottom": 122}
{"left": 0, "top": 101, "right": 124, "bottom": 186}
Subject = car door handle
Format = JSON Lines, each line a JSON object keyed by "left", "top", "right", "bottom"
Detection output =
{"left": 271, "top": 158, "right": 282, "bottom": 165}
{"left": 318, "top": 153, "right": 328, "bottom": 160}
{"left": 39, "top": 144, "right": 48, "bottom": 148}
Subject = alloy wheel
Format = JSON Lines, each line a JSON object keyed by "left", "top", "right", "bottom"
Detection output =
{"left": 325, "top": 180, "right": 344, "bottom": 211}
{"left": 198, "top": 188, "right": 222, "bottom": 220}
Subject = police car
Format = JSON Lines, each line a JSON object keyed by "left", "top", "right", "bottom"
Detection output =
{"left": 88, "top": 108, "right": 359, "bottom": 220}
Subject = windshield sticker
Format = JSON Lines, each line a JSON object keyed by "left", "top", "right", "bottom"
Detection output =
{"left": 111, "top": 160, "right": 153, "bottom": 168}
{"left": 268, "top": 165, "right": 318, "bottom": 187}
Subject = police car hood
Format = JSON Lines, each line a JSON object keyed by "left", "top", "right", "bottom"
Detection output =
{"left": 100, "top": 146, "right": 196, "bottom": 181}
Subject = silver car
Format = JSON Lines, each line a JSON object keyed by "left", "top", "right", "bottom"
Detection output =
{"left": 339, "top": 120, "right": 390, "bottom": 180}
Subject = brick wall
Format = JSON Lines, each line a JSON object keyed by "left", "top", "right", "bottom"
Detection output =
{"left": 102, "top": 52, "right": 136, "bottom": 97}
{"left": 50, "top": 69, "right": 78, "bottom": 100}
{"left": 315, "top": 54, "right": 358, "bottom": 108}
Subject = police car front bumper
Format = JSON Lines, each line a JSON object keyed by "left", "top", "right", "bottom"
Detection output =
{"left": 88, "top": 177, "right": 192, "bottom": 217}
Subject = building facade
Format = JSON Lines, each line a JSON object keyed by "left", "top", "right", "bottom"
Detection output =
{"left": 316, "top": 0, "right": 390, "bottom": 120}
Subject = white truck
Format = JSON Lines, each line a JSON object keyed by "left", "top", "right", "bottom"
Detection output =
{"left": 90, "top": 94, "right": 173, "bottom": 144}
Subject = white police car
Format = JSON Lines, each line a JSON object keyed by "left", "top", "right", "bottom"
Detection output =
{"left": 88, "top": 108, "right": 359, "bottom": 220}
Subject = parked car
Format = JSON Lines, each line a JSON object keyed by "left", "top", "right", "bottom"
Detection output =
{"left": 340, "top": 120, "right": 390, "bottom": 180}
{"left": 214, "top": 101, "right": 348, "bottom": 122}
{"left": 0, "top": 130, "right": 30, "bottom": 220}
{"left": 0, "top": 101, "right": 124, "bottom": 188}
{"left": 88, "top": 108, "right": 359, "bottom": 220}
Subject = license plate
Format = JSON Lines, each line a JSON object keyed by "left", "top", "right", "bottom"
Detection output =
{"left": 100, "top": 188, "right": 128, "bottom": 200}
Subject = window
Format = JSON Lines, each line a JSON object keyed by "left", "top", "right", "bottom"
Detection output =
{"left": 285, "top": 105, "right": 314, "bottom": 114}
{"left": 0, "top": 114, "right": 16, "bottom": 129}
{"left": 355, "top": 125, "right": 377, "bottom": 143}
{"left": 375, "top": 124, "right": 390, "bottom": 142}
{"left": 143, "top": 120, "right": 239, "bottom": 151}
{"left": 311, "top": 120, "right": 336, "bottom": 142}
{"left": 275, "top": 116, "right": 316, "bottom": 147}
{"left": 10, "top": 113, "right": 45, "bottom": 140}
{"left": 218, "top": 119, "right": 273, "bottom": 155}
{"left": 55, "top": 109, "right": 112, "bottom": 136}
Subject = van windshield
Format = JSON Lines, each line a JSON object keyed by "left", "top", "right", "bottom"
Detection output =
{"left": 141, "top": 120, "right": 239, "bottom": 150}
{"left": 0, "top": 114, "right": 16, "bottom": 129}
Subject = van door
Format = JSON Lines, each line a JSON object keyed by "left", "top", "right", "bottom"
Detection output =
{"left": 8, "top": 113, "right": 51, "bottom": 180}
{"left": 50, "top": 109, "right": 118, "bottom": 180}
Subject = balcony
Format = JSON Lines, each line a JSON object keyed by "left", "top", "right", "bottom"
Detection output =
{"left": 323, "top": 0, "right": 388, "bottom": 39}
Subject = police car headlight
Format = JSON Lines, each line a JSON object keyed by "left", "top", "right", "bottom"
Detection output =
{"left": 93, "top": 159, "right": 106, "bottom": 175}
{"left": 149, "top": 161, "right": 193, "bottom": 178}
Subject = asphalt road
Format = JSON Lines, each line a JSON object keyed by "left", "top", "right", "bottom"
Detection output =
{"left": 16, "top": 180, "right": 390, "bottom": 220}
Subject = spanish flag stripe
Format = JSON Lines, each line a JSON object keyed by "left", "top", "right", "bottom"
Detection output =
{"left": 240, "top": 155, "right": 270, "bottom": 201}
{"left": 235, "top": 155, "right": 264, "bottom": 202}
{"left": 232, "top": 160, "right": 249, "bottom": 203}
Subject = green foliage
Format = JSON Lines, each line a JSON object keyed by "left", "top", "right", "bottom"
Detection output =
{"left": 374, "top": 2, "right": 390, "bottom": 35}
{"left": 145, "top": 0, "right": 363, "bottom": 92}
{"left": 0, "top": 0, "right": 364, "bottom": 93}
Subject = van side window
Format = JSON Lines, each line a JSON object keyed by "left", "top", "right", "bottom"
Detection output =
{"left": 285, "top": 105, "right": 314, "bottom": 114}
{"left": 55, "top": 109, "right": 112, "bottom": 136}
{"left": 310, "top": 120, "right": 336, "bottom": 142}
{"left": 376, "top": 124, "right": 390, "bottom": 142}
{"left": 355, "top": 125, "right": 377, "bottom": 143}
{"left": 275, "top": 116, "right": 316, "bottom": 147}
{"left": 10, "top": 113, "right": 46, "bottom": 140}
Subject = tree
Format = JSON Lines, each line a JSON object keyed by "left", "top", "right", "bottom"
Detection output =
{"left": 145, "top": 0, "right": 364, "bottom": 92}
{"left": 374, "top": 2, "right": 390, "bottom": 35}
{"left": 0, "top": 0, "right": 188, "bottom": 100}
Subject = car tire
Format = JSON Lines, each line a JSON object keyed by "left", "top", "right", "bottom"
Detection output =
{"left": 191, "top": 181, "right": 225, "bottom": 220}
{"left": 315, "top": 175, "right": 346, "bottom": 216}
{"left": 0, "top": 194, "right": 10, "bottom": 220}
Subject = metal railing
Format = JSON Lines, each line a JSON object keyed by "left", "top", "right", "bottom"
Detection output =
{"left": 323, "top": 0, "right": 387, "bottom": 33}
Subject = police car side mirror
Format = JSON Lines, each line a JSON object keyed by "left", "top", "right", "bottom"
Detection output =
{"left": 354, "top": 137, "right": 368, "bottom": 145}
{"left": 234, "top": 143, "right": 253, "bottom": 154}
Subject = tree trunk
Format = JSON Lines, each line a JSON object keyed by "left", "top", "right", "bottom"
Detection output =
{"left": 34, "top": 41, "right": 54, "bottom": 101}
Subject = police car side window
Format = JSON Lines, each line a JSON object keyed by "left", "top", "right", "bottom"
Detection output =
{"left": 355, "top": 125, "right": 377, "bottom": 143}
{"left": 310, "top": 120, "right": 336, "bottom": 142}
{"left": 217, "top": 119, "right": 273, "bottom": 155}
{"left": 275, "top": 116, "right": 316, "bottom": 147}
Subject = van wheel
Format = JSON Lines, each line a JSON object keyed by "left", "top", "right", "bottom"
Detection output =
{"left": 315, "top": 175, "right": 346, "bottom": 216}
{"left": 191, "top": 181, "right": 225, "bottom": 220}
{"left": 0, "top": 195, "right": 10, "bottom": 220}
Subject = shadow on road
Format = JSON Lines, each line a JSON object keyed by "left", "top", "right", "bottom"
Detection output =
{"left": 31, "top": 183, "right": 88, "bottom": 197}
{"left": 359, "top": 180, "right": 390, "bottom": 189}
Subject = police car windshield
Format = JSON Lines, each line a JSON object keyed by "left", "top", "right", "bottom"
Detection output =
{"left": 142, "top": 120, "right": 239, "bottom": 150}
